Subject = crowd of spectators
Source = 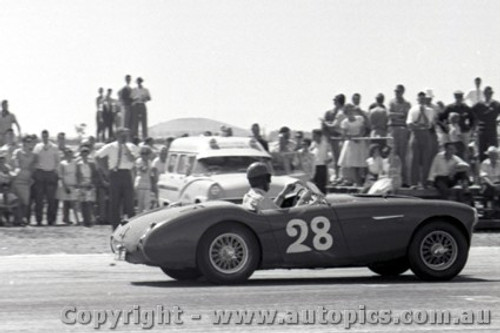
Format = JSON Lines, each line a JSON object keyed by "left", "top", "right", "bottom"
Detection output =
{"left": 253, "top": 77, "right": 500, "bottom": 208}
{"left": 1, "top": 77, "right": 500, "bottom": 227}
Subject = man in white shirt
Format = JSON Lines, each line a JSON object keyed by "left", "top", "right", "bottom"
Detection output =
{"left": 242, "top": 162, "right": 297, "bottom": 212}
{"left": 427, "top": 142, "right": 470, "bottom": 201}
{"left": 131, "top": 77, "right": 151, "bottom": 139}
{"left": 407, "top": 91, "right": 436, "bottom": 188}
{"left": 33, "top": 130, "right": 60, "bottom": 225}
{"left": 480, "top": 146, "right": 500, "bottom": 208}
{"left": 95, "top": 127, "right": 139, "bottom": 229}
{"left": 465, "top": 77, "right": 485, "bottom": 106}
{"left": 310, "top": 129, "right": 330, "bottom": 194}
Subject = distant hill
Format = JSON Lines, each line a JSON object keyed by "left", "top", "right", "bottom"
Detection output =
{"left": 148, "top": 117, "right": 250, "bottom": 138}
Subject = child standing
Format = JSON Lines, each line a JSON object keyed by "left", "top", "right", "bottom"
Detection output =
{"left": 135, "top": 146, "right": 154, "bottom": 214}
{"left": 57, "top": 149, "right": 80, "bottom": 224}
{"left": 77, "top": 146, "right": 97, "bottom": 227}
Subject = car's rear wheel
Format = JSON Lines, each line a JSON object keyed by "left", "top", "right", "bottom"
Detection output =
{"left": 160, "top": 267, "right": 201, "bottom": 281}
{"left": 197, "top": 223, "right": 260, "bottom": 284}
{"left": 408, "top": 221, "right": 469, "bottom": 281}
{"left": 368, "top": 257, "right": 409, "bottom": 276}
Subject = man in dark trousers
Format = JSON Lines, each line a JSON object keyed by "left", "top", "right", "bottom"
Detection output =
{"left": 119, "top": 75, "right": 133, "bottom": 132}
{"left": 95, "top": 127, "right": 138, "bottom": 229}
{"left": 440, "top": 90, "right": 476, "bottom": 161}
{"left": 32, "top": 130, "right": 60, "bottom": 225}
{"left": 473, "top": 86, "right": 500, "bottom": 162}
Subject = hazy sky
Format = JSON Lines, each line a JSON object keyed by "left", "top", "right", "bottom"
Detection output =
{"left": 1, "top": 0, "right": 499, "bottom": 137}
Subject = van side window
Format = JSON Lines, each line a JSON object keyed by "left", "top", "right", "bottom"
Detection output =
{"left": 167, "top": 154, "right": 178, "bottom": 173}
{"left": 177, "top": 155, "right": 196, "bottom": 175}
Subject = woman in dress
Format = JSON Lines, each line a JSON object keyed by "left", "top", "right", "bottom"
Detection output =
{"left": 11, "top": 135, "right": 36, "bottom": 224}
{"left": 338, "top": 104, "right": 369, "bottom": 186}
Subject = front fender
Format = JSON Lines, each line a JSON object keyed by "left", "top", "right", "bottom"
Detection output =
{"left": 141, "top": 205, "right": 280, "bottom": 270}
{"left": 179, "top": 178, "right": 218, "bottom": 203}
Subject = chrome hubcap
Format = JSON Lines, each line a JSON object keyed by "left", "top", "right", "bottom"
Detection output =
{"left": 420, "top": 230, "right": 458, "bottom": 271}
{"left": 209, "top": 233, "right": 248, "bottom": 274}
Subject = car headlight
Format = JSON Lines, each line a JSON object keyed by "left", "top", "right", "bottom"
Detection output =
{"left": 208, "top": 184, "right": 223, "bottom": 199}
{"left": 110, "top": 235, "right": 123, "bottom": 253}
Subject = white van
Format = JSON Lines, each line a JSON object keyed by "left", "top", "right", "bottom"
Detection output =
{"left": 157, "top": 136, "right": 299, "bottom": 205}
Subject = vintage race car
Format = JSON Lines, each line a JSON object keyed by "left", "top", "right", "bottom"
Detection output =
{"left": 156, "top": 136, "right": 306, "bottom": 205}
{"left": 111, "top": 182, "right": 478, "bottom": 284}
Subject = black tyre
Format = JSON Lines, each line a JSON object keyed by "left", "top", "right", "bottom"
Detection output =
{"left": 197, "top": 223, "right": 260, "bottom": 284}
{"left": 408, "top": 221, "right": 469, "bottom": 281}
{"left": 160, "top": 267, "right": 201, "bottom": 281}
{"left": 368, "top": 257, "right": 409, "bottom": 276}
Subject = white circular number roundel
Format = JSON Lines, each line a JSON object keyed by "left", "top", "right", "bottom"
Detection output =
{"left": 286, "top": 216, "right": 333, "bottom": 254}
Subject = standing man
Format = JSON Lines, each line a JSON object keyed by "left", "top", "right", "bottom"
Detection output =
{"left": 407, "top": 92, "right": 435, "bottom": 188}
{"left": 33, "top": 130, "right": 60, "bottom": 225}
{"left": 388, "top": 84, "right": 411, "bottom": 187}
{"left": 96, "top": 88, "right": 105, "bottom": 141}
{"left": 466, "top": 77, "right": 485, "bottom": 106}
{"left": 310, "top": 129, "right": 330, "bottom": 194}
{"left": 119, "top": 75, "right": 134, "bottom": 134}
{"left": 321, "top": 94, "right": 346, "bottom": 181}
{"left": 424, "top": 89, "right": 440, "bottom": 163}
{"left": 440, "top": 90, "right": 476, "bottom": 161}
{"left": 250, "top": 123, "right": 269, "bottom": 151}
{"left": 102, "top": 88, "right": 115, "bottom": 141}
{"left": 473, "top": 86, "right": 500, "bottom": 161}
{"left": 0, "top": 100, "right": 21, "bottom": 146}
{"left": 131, "top": 77, "right": 151, "bottom": 139}
{"left": 95, "top": 127, "right": 138, "bottom": 229}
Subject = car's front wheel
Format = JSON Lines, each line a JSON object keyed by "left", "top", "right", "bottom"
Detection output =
{"left": 197, "top": 223, "right": 260, "bottom": 284}
{"left": 368, "top": 257, "right": 409, "bottom": 276}
{"left": 160, "top": 267, "right": 201, "bottom": 281}
{"left": 408, "top": 221, "right": 469, "bottom": 281}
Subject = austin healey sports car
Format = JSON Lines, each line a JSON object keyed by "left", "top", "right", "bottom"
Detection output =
{"left": 111, "top": 182, "right": 477, "bottom": 284}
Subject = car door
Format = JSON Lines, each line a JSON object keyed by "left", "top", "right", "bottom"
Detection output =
{"left": 262, "top": 204, "right": 351, "bottom": 268}
{"left": 332, "top": 199, "right": 409, "bottom": 262}
{"left": 158, "top": 153, "right": 180, "bottom": 203}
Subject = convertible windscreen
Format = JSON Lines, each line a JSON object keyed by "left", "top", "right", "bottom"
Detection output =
{"left": 194, "top": 157, "right": 272, "bottom": 175}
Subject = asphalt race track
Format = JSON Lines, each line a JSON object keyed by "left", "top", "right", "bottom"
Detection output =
{"left": 1, "top": 248, "right": 499, "bottom": 332}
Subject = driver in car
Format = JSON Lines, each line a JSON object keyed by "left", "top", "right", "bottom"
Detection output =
{"left": 242, "top": 162, "right": 307, "bottom": 212}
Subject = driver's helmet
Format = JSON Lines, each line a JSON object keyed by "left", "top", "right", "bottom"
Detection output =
{"left": 246, "top": 162, "right": 271, "bottom": 180}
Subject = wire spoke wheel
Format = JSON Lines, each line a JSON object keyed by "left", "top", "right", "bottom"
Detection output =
{"left": 419, "top": 230, "right": 458, "bottom": 271}
{"left": 209, "top": 233, "right": 249, "bottom": 274}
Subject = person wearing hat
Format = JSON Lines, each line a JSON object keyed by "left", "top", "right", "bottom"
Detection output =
{"left": 479, "top": 146, "right": 500, "bottom": 208}
{"left": 440, "top": 90, "right": 475, "bottom": 161}
{"left": 406, "top": 92, "right": 436, "bottom": 188}
{"left": 427, "top": 141, "right": 470, "bottom": 201}
{"left": 131, "top": 77, "right": 151, "bottom": 139}
{"left": 242, "top": 162, "right": 298, "bottom": 212}
{"left": 472, "top": 86, "right": 500, "bottom": 162}
{"left": 388, "top": 84, "right": 411, "bottom": 186}
{"left": 95, "top": 127, "right": 138, "bottom": 229}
